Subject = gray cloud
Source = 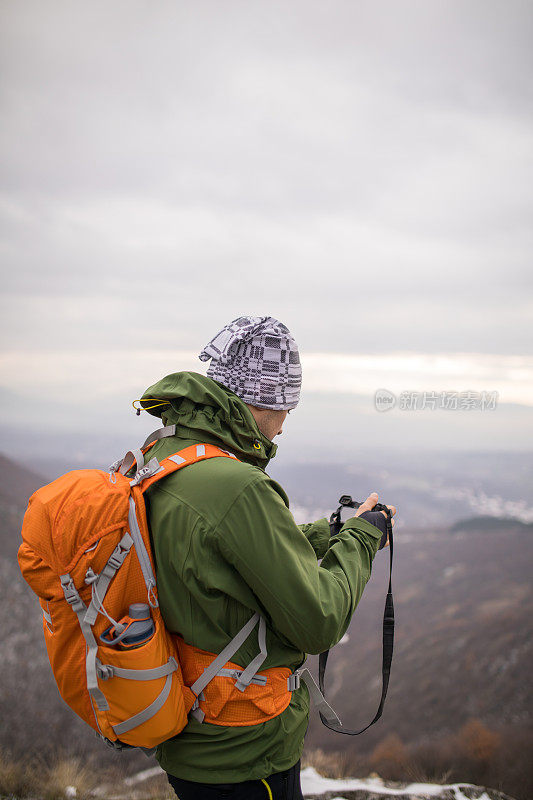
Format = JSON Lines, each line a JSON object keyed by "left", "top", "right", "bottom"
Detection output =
{"left": 1, "top": 0, "right": 532, "bottom": 362}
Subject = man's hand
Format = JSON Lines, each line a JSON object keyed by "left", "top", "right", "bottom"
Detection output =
{"left": 355, "top": 492, "right": 396, "bottom": 548}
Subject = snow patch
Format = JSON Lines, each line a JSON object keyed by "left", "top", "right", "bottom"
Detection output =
{"left": 95, "top": 765, "right": 499, "bottom": 800}
{"left": 300, "top": 767, "right": 485, "bottom": 797}
{"left": 123, "top": 765, "right": 163, "bottom": 786}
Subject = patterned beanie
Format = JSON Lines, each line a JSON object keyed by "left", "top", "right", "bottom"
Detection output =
{"left": 198, "top": 316, "right": 302, "bottom": 410}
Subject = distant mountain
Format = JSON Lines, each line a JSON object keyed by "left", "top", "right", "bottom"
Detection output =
{"left": 268, "top": 452, "right": 533, "bottom": 528}
{"left": 450, "top": 516, "right": 533, "bottom": 532}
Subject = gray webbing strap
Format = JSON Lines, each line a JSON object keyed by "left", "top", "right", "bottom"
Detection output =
{"left": 119, "top": 449, "right": 144, "bottom": 476}
{"left": 60, "top": 574, "right": 109, "bottom": 712}
{"left": 112, "top": 672, "right": 174, "bottom": 736}
{"left": 127, "top": 497, "right": 158, "bottom": 607}
{"left": 141, "top": 425, "right": 177, "bottom": 450}
{"left": 216, "top": 668, "right": 267, "bottom": 687}
{"left": 235, "top": 614, "right": 267, "bottom": 692}
{"left": 97, "top": 657, "right": 177, "bottom": 682}
{"left": 297, "top": 667, "right": 342, "bottom": 727}
{"left": 190, "top": 612, "right": 261, "bottom": 699}
{"left": 83, "top": 533, "right": 133, "bottom": 626}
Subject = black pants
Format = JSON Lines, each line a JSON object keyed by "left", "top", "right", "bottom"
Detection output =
{"left": 167, "top": 760, "right": 304, "bottom": 799}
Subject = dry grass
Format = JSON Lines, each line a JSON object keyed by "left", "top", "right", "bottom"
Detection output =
{"left": 95, "top": 769, "right": 175, "bottom": 800}
{"left": 0, "top": 752, "right": 100, "bottom": 799}
{"left": 42, "top": 756, "right": 99, "bottom": 800}
{"left": 302, "top": 747, "right": 351, "bottom": 779}
{"left": 0, "top": 749, "right": 177, "bottom": 800}
{"left": 0, "top": 752, "right": 34, "bottom": 796}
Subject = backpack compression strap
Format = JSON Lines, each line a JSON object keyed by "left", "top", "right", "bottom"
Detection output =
{"left": 318, "top": 498, "right": 394, "bottom": 735}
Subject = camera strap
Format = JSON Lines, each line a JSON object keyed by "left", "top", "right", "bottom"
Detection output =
{"left": 318, "top": 497, "right": 394, "bottom": 735}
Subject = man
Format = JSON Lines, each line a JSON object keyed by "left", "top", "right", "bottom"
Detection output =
{"left": 139, "top": 316, "right": 396, "bottom": 800}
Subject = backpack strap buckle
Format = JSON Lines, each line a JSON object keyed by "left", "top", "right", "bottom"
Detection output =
{"left": 129, "top": 458, "right": 163, "bottom": 487}
{"left": 190, "top": 692, "right": 206, "bottom": 723}
{"left": 287, "top": 671, "right": 301, "bottom": 692}
{"left": 104, "top": 534, "right": 133, "bottom": 573}
{"left": 60, "top": 575, "right": 85, "bottom": 613}
{"left": 97, "top": 663, "right": 115, "bottom": 681}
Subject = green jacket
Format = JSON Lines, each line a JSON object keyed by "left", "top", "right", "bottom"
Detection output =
{"left": 139, "top": 372, "right": 383, "bottom": 783}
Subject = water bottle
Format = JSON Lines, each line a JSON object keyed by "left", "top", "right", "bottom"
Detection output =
{"left": 100, "top": 603, "right": 155, "bottom": 649}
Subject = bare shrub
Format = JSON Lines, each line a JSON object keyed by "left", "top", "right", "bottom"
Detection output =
{"left": 370, "top": 733, "right": 411, "bottom": 781}
{"left": 455, "top": 718, "right": 501, "bottom": 765}
{"left": 408, "top": 736, "right": 456, "bottom": 784}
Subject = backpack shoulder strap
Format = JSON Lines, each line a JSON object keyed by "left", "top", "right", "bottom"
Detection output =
{"left": 137, "top": 443, "right": 239, "bottom": 494}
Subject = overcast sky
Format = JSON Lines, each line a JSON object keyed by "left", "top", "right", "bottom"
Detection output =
{"left": 1, "top": 0, "right": 532, "bottom": 461}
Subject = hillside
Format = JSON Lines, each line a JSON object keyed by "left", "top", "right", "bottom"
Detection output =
{"left": 304, "top": 519, "right": 532, "bottom": 756}
{"left": 0, "top": 454, "right": 46, "bottom": 560}
{"left": 0, "top": 453, "right": 46, "bottom": 508}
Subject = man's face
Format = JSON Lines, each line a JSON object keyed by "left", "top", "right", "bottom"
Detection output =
{"left": 267, "top": 409, "right": 289, "bottom": 440}
{"left": 257, "top": 409, "right": 289, "bottom": 441}
{"left": 246, "top": 406, "right": 290, "bottom": 442}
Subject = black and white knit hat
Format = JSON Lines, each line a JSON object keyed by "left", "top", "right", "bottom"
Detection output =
{"left": 199, "top": 316, "right": 302, "bottom": 410}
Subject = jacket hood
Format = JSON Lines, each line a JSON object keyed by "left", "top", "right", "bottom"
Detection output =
{"left": 139, "top": 371, "right": 277, "bottom": 468}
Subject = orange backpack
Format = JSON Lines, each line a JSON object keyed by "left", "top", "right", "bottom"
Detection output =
{"left": 18, "top": 427, "right": 337, "bottom": 750}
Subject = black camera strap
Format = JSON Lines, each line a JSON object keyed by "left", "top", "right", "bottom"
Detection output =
{"left": 318, "top": 497, "right": 394, "bottom": 735}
